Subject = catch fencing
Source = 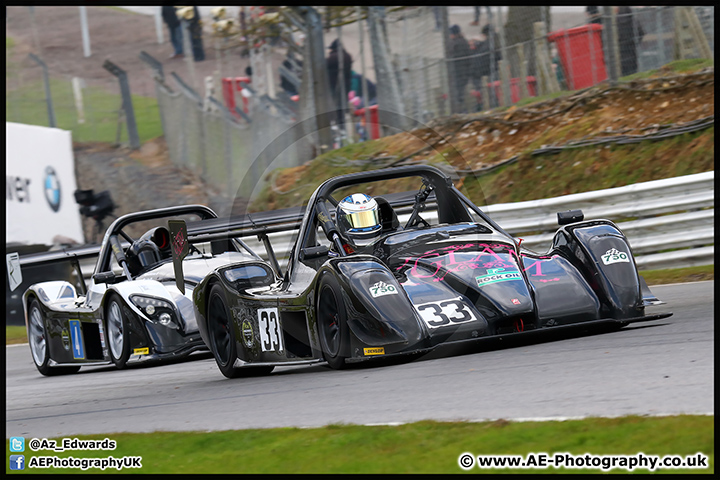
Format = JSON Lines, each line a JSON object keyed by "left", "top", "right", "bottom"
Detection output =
{"left": 376, "top": 6, "right": 715, "bottom": 120}
{"left": 5, "top": 6, "right": 715, "bottom": 202}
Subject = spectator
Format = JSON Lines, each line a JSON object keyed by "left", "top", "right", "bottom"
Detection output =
{"left": 617, "top": 6, "right": 645, "bottom": 77}
{"left": 432, "top": 7, "right": 442, "bottom": 31}
{"left": 470, "top": 6, "right": 493, "bottom": 27}
{"left": 188, "top": 6, "right": 205, "bottom": 61}
{"left": 162, "top": 6, "right": 183, "bottom": 59}
{"left": 470, "top": 24, "right": 501, "bottom": 108}
{"left": 586, "top": 6, "right": 602, "bottom": 25}
{"left": 327, "top": 38, "right": 353, "bottom": 126}
{"left": 448, "top": 24, "right": 472, "bottom": 112}
{"left": 280, "top": 50, "right": 302, "bottom": 96}
{"left": 350, "top": 71, "right": 377, "bottom": 107}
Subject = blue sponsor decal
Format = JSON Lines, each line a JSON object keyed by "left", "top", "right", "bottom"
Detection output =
{"left": 69, "top": 319, "right": 85, "bottom": 359}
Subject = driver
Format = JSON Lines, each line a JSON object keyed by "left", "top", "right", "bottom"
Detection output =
{"left": 335, "top": 193, "right": 382, "bottom": 249}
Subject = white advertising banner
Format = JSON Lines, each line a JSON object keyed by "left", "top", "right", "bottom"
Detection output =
{"left": 6, "top": 122, "right": 84, "bottom": 245}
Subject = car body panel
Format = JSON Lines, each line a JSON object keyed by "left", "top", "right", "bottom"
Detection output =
{"left": 22, "top": 205, "right": 264, "bottom": 373}
{"left": 192, "top": 166, "right": 672, "bottom": 375}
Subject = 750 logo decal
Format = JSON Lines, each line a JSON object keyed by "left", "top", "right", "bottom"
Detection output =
{"left": 601, "top": 248, "right": 630, "bottom": 265}
{"left": 369, "top": 281, "right": 398, "bottom": 297}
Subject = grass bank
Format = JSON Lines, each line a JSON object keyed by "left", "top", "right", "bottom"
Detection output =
{"left": 4, "top": 415, "right": 713, "bottom": 473}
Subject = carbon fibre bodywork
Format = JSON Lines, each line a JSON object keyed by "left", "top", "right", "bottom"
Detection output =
{"left": 22, "top": 205, "right": 262, "bottom": 376}
{"left": 192, "top": 166, "right": 672, "bottom": 377}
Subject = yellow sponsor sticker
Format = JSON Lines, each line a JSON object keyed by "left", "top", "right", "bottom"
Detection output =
{"left": 363, "top": 347, "right": 385, "bottom": 356}
{"left": 133, "top": 347, "right": 149, "bottom": 355}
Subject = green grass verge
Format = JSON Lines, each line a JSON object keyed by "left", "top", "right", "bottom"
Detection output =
{"left": 7, "top": 326, "right": 27, "bottom": 345}
{"left": 4, "top": 415, "right": 713, "bottom": 473}
{"left": 639, "top": 264, "right": 714, "bottom": 285}
{"left": 5, "top": 77, "right": 163, "bottom": 143}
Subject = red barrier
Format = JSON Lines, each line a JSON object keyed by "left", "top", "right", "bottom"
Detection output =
{"left": 353, "top": 105, "right": 380, "bottom": 140}
{"left": 548, "top": 24, "right": 607, "bottom": 90}
{"left": 221, "top": 76, "right": 251, "bottom": 119}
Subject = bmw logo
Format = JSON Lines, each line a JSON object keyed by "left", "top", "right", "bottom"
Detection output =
{"left": 44, "top": 166, "right": 61, "bottom": 212}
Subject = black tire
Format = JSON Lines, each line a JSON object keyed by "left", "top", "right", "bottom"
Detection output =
{"left": 317, "top": 273, "right": 349, "bottom": 370}
{"left": 207, "top": 284, "right": 274, "bottom": 379}
{"left": 27, "top": 299, "right": 81, "bottom": 376}
{"left": 106, "top": 294, "right": 131, "bottom": 369}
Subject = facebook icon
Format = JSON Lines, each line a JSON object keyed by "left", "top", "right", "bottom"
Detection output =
{"left": 10, "top": 455, "right": 25, "bottom": 470}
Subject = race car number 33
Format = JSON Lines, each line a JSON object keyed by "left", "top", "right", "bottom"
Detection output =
{"left": 413, "top": 298, "right": 477, "bottom": 328}
{"left": 258, "top": 308, "right": 284, "bottom": 353}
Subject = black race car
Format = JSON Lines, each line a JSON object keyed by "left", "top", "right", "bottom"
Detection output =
{"left": 185, "top": 165, "right": 671, "bottom": 378}
{"left": 22, "top": 205, "right": 263, "bottom": 376}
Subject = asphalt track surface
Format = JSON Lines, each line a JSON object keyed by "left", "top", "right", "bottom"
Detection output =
{"left": 6, "top": 281, "right": 713, "bottom": 439}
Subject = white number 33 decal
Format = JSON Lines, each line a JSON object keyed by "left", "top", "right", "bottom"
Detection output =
{"left": 414, "top": 298, "right": 477, "bottom": 328}
{"left": 258, "top": 308, "right": 283, "bottom": 352}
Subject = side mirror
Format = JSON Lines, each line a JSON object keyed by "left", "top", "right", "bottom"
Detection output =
{"left": 557, "top": 209, "right": 584, "bottom": 226}
{"left": 92, "top": 271, "right": 116, "bottom": 284}
{"left": 300, "top": 245, "right": 330, "bottom": 260}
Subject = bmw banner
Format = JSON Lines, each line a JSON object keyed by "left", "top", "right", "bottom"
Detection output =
{"left": 6, "top": 122, "right": 84, "bottom": 245}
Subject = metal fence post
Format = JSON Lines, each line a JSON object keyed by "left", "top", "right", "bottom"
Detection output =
{"left": 155, "top": 7, "right": 164, "bottom": 45}
{"left": 655, "top": 7, "right": 667, "bottom": 67}
{"left": 602, "top": 7, "right": 619, "bottom": 85}
{"left": 103, "top": 60, "right": 140, "bottom": 149}
{"left": 79, "top": 6, "right": 91, "bottom": 58}
{"left": 27, "top": 53, "right": 56, "bottom": 128}
{"left": 296, "top": 6, "right": 334, "bottom": 152}
{"left": 358, "top": 6, "right": 372, "bottom": 139}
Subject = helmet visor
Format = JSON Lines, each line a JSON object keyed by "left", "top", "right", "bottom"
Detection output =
{"left": 344, "top": 209, "right": 380, "bottom": 230}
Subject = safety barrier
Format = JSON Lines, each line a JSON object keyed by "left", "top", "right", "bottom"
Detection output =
{"left": 244, "top": 171, "right": 715, "bottom": 271}
{"left": 38, "top": 171, "right": 714, "bottom": 278}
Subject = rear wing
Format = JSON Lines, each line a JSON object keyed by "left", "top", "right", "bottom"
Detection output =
{"left": 13, "top": 193, "right": 428, "bottom": 289}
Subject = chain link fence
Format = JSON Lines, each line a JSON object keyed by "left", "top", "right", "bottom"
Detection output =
{"left": 6, "top": 6, "right": 714, "bottom": 204}
{"left": 377, "top": 6, "right": 714, "bottom": 119}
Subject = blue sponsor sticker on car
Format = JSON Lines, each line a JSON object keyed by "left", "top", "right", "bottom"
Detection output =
{"left": 69, "top": 319, "right": 85, "bottom": 359}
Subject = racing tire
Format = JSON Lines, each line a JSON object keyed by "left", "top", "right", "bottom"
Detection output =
{"left": 317, "top": 273, "right": 349, "bottom": 370}
{"left": 106, "top": 294, "right": 132, "bottom": 369}
{"left": 27, "top": 299, "right": 81, "bottom": 376}
{"left": 207, "top": 284, "right": 274, "bottom": 379}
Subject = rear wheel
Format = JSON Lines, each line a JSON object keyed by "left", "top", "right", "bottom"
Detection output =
{"left": 28, "top": 299, "right": 80, "bottom": 376}
{"left": 207, "top": 284, "right": 274, "bottom": 378}
{"left": 317, "top": 273, "right": 348, "bottom": 370}
{"left": 106, "top": 294, "right": 131, "bottom": 369}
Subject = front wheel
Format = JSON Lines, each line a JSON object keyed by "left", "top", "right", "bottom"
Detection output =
{"left": 207, "top": 284, "right": 274, "bottom": 378}
{"left": 317, "top": 273, "right": 349, "bottom": 370}
{"left": 27, "top": 299, "right": 80, "bottom": 376}
{"left": 106, "top": 294, "right": 131, "bottom": 369}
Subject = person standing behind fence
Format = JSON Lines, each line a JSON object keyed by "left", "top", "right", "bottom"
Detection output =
{"left": 188, "top": 6, "right": 205, "bottom": 61}
{"left": 448, "top": 24, "right": 472, "bottom": 112}
{"left": 470, "top": 24, "right": 501, "bottom": 107}
{"left": 470, "top": 6, "right": 493, "bottom": 27}
{"left": 586, "top": 6, "right": 602, "bottom": 25}
{"left": 617, "top": 6, "right": 645, "bottom": 77}
{"left": 327, "top": 39, "right": 353, "bottom": 127}
{"left": 162, "top": 6, "right": 183, "bottom": 59}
